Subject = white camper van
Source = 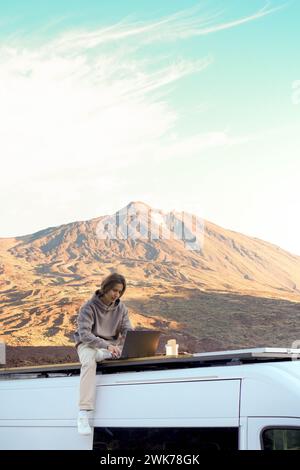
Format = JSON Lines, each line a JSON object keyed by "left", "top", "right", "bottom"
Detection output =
{"left": 0, "top": 348, "right": 299, "bottom": 451}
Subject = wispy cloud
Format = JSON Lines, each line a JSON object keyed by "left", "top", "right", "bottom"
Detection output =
{"left": 0, "top": 1, "right": 282, "bottom": 235}
{"left": 1, "top": 2, "right": 279, "bottom": 173}
{"left": 47, "top": 1, "right": 283, "bottom": 51}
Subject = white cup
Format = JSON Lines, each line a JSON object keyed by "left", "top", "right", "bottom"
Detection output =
{"left": 165, "top": 344, "right": 179, "bottom": 356}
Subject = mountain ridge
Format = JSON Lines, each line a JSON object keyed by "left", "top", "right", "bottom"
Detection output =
{"left": 1, "top": 201, "right": 299, "bottom": 348}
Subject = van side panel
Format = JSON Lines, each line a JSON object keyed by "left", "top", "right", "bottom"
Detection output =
{"left": 0, "top": 376, "right": 91, "bottom": 450}
{"left": 0, "top": 376, "right": 78, "bottom": 420}
{"left": 240, "top": 369, "right": 300, "bottom": 418}
{"left": 94, "top": 379, "right": 241, "bottom": 427}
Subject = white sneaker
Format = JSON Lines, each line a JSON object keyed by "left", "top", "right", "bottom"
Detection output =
{"left": 77, "top": 411, "right": 92, "bottom": 435}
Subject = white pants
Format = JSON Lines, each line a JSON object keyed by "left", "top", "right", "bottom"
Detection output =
{"left": 77, "top": 343, "right": 111, "bottom": 410}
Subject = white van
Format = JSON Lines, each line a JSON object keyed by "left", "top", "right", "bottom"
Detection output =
{"left": 0, "top": 348, "right": 299, "bottom": 451}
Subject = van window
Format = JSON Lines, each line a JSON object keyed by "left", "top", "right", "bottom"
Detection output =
{"left": 93, "top": 427, "right": 238, "bottom": 451}
{"left": 262, "top": 428, "right": 300, "bottom": 450}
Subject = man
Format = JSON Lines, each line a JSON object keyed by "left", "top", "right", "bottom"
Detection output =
{"left": 74, "top": 272, "right": 133, "bottom": 435}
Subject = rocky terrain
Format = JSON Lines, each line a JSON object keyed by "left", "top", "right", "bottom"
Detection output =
{"left": 1, "top": 201, "right": 300, "bottom": 366}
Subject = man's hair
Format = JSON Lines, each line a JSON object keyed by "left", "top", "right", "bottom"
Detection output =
{"left": 98, "top": 272, "right": 127, "bottom": 297}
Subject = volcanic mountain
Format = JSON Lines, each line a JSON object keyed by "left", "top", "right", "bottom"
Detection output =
{"left": 1, "top": 201, "right": 300, "bottom": 353}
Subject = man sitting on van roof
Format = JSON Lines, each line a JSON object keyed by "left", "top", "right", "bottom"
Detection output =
{"left": 74, "top": 272, "right": 133, "bottom": 435}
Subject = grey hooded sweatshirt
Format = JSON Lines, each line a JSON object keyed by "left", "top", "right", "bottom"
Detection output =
{"left": 74, "top": 290, "right": 133, "bottom": 349}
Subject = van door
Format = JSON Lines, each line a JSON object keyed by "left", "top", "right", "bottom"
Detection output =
{"left": 93, "top": 378, "right": 241, "bottom": 451}
{"left": 247, "top": 418, "right": 300, "bottom": 450}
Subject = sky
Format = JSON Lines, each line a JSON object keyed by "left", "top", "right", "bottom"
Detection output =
{"left": 1, "top": 0, "right": 300, "bottom": 255}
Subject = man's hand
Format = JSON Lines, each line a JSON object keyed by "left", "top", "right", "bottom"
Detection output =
{"left": 107, "top": 344, "right": 121, "bottom": 358}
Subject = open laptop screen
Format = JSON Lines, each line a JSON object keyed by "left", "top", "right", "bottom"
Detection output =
{"left": 121, "top": 330, "right": 161, "bottom": 359}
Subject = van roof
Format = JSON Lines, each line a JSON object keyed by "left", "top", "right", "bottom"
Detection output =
{"left": 0, "top": 347, "right": 299, "bottom": 380}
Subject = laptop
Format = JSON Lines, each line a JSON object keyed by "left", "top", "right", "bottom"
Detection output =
{"left": 118, "top": 330, "right": 161, "bottom": 359}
